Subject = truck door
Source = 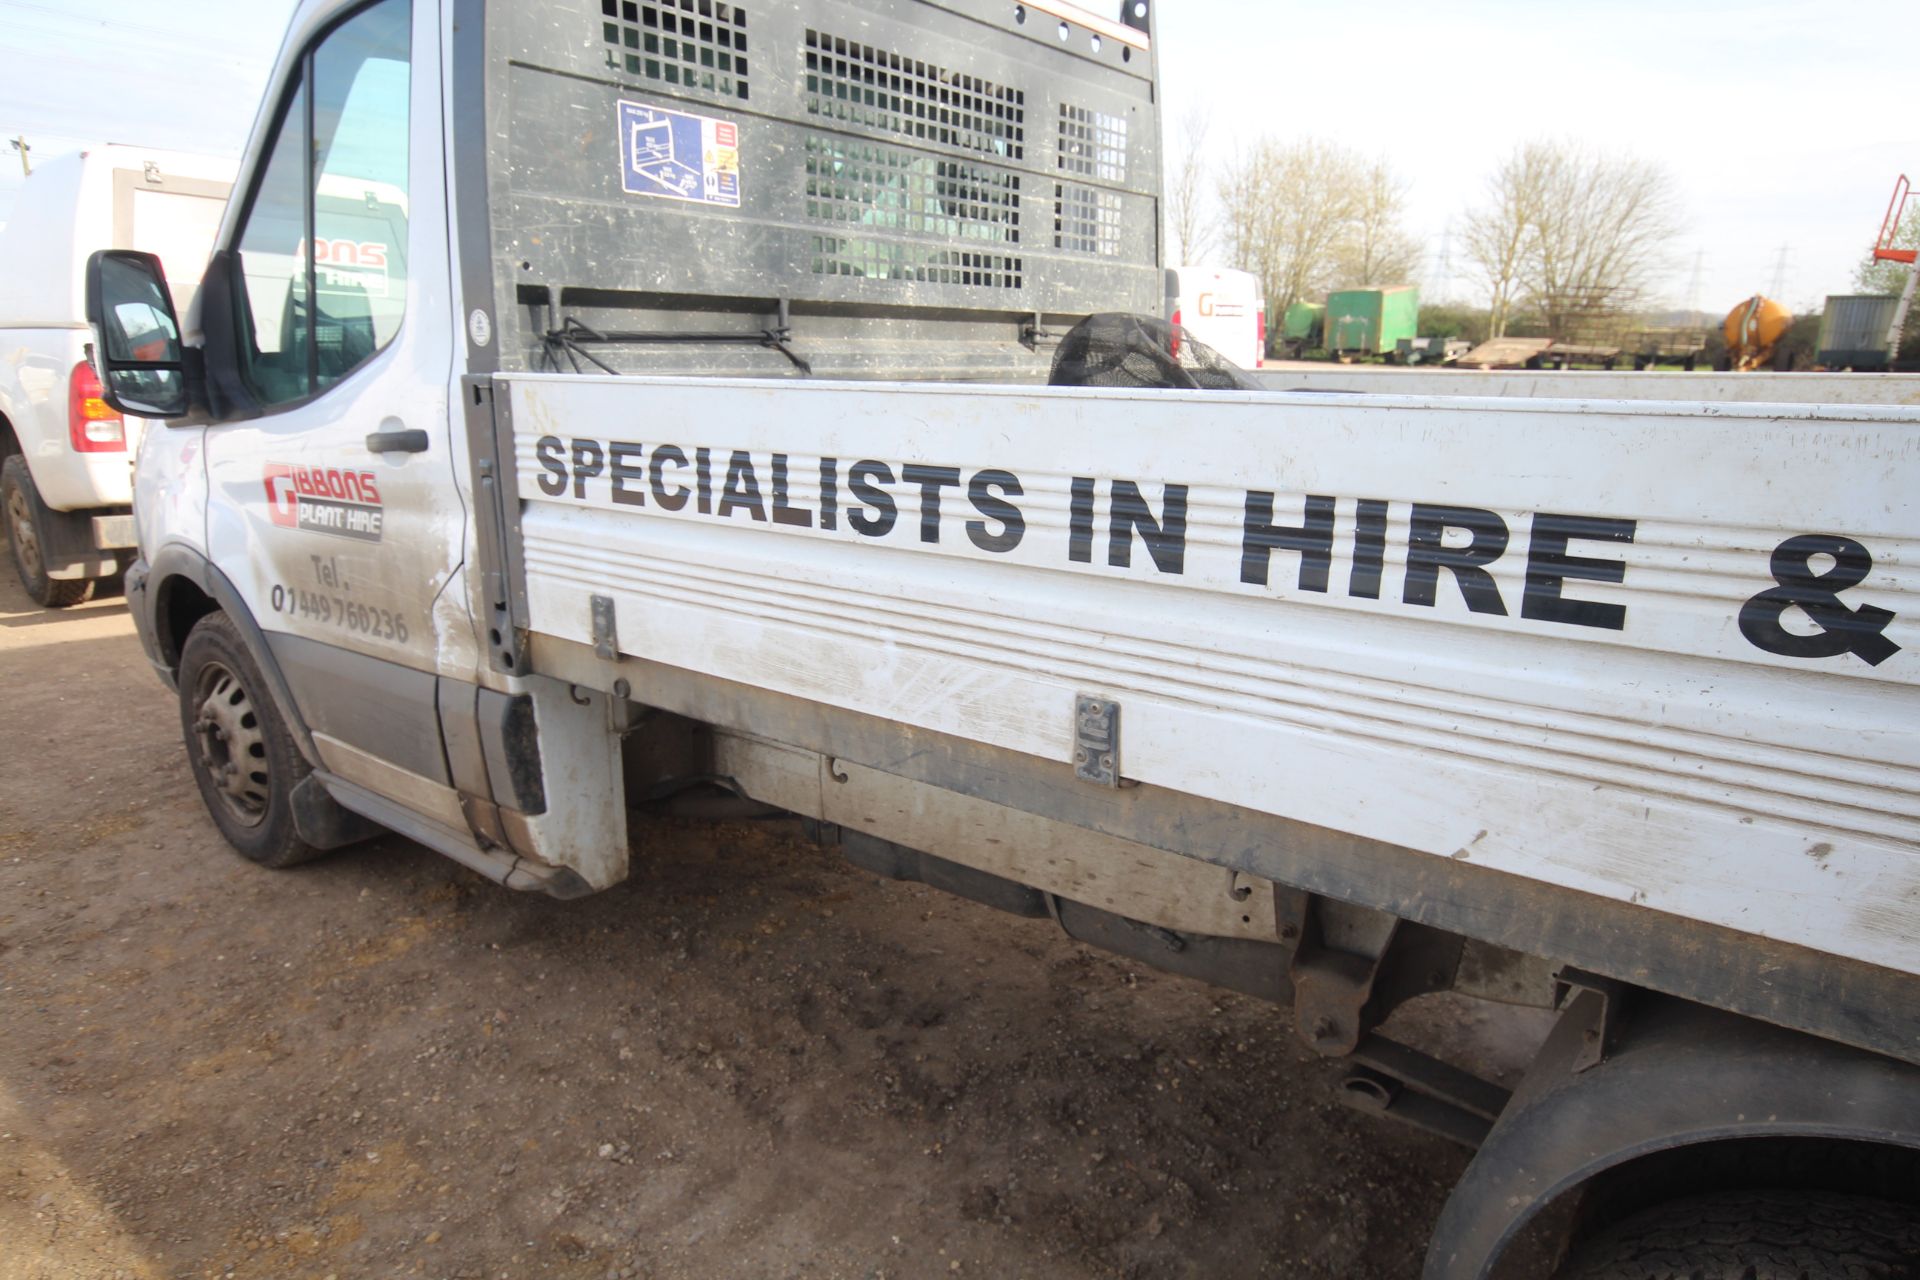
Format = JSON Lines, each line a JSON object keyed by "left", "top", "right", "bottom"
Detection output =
{"left": 200, "top": 0, "right": 469, "bottom": 815}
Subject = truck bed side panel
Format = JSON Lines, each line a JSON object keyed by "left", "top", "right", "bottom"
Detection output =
{"left": 500, "top": 375, "right": 1920, "bottom": 978}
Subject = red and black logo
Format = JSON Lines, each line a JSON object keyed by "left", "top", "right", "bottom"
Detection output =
{"left": 263, "top": 464, "right": 384, "bottom": 542}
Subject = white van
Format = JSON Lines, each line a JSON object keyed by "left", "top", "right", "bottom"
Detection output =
{"left": 1165, "top": 265, "right": 1264, "bottom": 368}
{"left": 0, "top": 146, "right": 232, "bottom": 605}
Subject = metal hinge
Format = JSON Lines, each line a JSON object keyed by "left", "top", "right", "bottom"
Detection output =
{"left": 1073, "top": 694, "right": 1120, "bottom": 787}
{"left": 591, "top": 594, "right": 619, "bottom": 661}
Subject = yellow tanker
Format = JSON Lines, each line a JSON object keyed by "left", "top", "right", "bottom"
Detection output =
{"left": 1724, "top": 295, "right": 1793, "bottom": 371}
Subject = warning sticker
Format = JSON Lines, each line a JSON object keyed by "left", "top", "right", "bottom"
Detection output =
{"left": 616, "top": 99, "right": 741, "bottom": 208}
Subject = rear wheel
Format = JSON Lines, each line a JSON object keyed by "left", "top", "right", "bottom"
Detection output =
{"left": 178, "top": 612, "right": 323, "bottom": 868}
{"left": 1554, "top": 1190, "right": 1920, "bottom": 1279}
{"left": 2, "top": 456, "right": 93, "bottom": 608}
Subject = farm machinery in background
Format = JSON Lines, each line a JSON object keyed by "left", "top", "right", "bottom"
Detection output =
{"left": 1812, "top": 175, "right": 1920, "bottom": 371}
{"left": 1723, "top": 295, "right": 1794, "bottom": 371}
{"left": 1873, "top": 173, "right": 1918, "bottom": 357}
{"left": 1723, "top": 175, "right": 1916, "bottom": 372}
{"left": 1278, "top": 286, "right": 1464, "bottom": 363}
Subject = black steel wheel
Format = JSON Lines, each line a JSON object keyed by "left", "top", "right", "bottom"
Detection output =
{"left": 2, "top": 455, "right": 92, "bottom": 608}
{"left": 1554, "top": 1190, "right": 1920, "bottom": 1280}
{"left": 178, "top": 612, "right": 323, "bottom": 868}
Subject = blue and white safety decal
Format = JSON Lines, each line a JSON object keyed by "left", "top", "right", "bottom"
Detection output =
{"left": 616, "top": 99, "right": 741, "bottom": 207}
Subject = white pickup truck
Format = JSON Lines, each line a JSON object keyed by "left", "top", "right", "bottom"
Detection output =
{"left": 85, "top": 0, "right": 1920, "bottom": 1275}
{"left": 0, "top": 146, "right": 231, "bottom": 605}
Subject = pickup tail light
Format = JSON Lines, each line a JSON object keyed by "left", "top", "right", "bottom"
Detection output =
{"left": 1169, "top": 308, "right": 1182, "bottom": 359}
{"left": 1256, "top": 305, "right": 1267, "bottom": 367}
{"left": 69, "top": 360, "right": 125, "bottom": 452}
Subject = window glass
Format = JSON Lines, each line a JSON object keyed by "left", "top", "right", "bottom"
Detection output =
{"left": 233, "top": 73, "right": 312, "bottom": 406}
{"left": 225, "top": 0, "right": 410, "bottom": 409}
{"left": 311, "top": 0, "right": 411, "bottom": 390}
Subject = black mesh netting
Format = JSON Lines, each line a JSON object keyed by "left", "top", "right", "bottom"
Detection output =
{"left": 1048, "top": 312, "right": 1262, "bottom": 391}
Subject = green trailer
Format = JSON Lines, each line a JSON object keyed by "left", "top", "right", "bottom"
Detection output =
{"left": 1325, "top": 285, "right": 1419, "bottom": 358}
{"left": 1282, "top": 300, "right": 1324, "bottom": 354}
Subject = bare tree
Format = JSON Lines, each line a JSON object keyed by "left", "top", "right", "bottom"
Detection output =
{"left": 1215, "top": 146, "right": 1266, "bottom": 284}
{"left": 1461, "top": 142, "right": 1551, "bottom": 339}
{"left": 1165, "top": 110, "right": 1213, "bottom": 265}
{"left": 1217, "top": 138, "right": 1365, "bottom": 316}
{"left": 1333, "top": 159, "right": 1423, "bottom": 287}
{"left": 1529, "top": 144, "right": 1680, "bottom": 339}
{"left": 1463, "top": 140, "right": 1681, "bottom": 340}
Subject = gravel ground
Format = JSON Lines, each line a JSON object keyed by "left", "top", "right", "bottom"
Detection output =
{"left": 0, "top": 557, "right": 1551, "bottom": 1280}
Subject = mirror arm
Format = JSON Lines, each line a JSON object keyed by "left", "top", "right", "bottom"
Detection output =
{"left": 196, "top": 250, "right": 260, "bottom": 422}
{"left": 182, "top": 346, "right": 210, "bottom": 415}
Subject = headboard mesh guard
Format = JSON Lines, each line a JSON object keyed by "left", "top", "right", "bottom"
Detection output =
{"left": 484, "top": 0, "right": 1160, "bottom": 381}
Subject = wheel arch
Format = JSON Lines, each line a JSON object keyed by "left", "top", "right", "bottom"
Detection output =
{"left": 1424, "top": 994, "right": 1920, "bottom": 1279}
{"left": 1564, "top": 1133, "right": 1920, "bottom": 1255}
{"left": 148, "top": 543, "right": 319, "bottom": 768}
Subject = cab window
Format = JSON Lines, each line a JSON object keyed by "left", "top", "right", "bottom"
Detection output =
{"left": 230, "top": 0, "right": 411, "bottom": 409}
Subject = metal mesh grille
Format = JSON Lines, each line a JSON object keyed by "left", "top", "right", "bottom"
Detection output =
{"left": 803, "top": 135, "right": 1020, "bottom": 245}
{"left": 600, "top": 0, "right": 749, "bottom": 101}
{"left": 803, "top": 29, "right": 1025, "bottom": 161}
{"left": 1053, "top": 183, "right": 1121, "bottom": 256}
{"left": 810, "top": 235, "right": 1023, "bottom": 289}
{"left": 1057, "top": 103, "right": 1127, "bottom": 182}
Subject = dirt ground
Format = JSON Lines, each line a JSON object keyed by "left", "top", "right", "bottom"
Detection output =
{"left": 0, "top": 558, "right": 1551, "bottom": 1280}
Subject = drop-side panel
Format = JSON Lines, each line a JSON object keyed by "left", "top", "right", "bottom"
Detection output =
{"left": 502, "top": 374, "right": 1920, "bottom": 978}
{"left": 1253, "top": 369, "right": 1920, "bottom": 405}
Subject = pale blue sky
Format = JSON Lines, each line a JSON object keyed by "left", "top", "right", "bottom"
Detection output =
{"left": 0, "top": 0, "right": 294, "bottom": 175}
{"left": 1, "top": 0, "right": 1913, "bottom": 314}
{"left": 1154, "top": 0, "right": 1917, "bottom": 312}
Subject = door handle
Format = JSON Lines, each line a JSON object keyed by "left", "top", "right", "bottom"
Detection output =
{"left": 366, "top": 428, "right": 430, "bottom": 454}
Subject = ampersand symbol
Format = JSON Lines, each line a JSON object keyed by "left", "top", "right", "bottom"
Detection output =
{"left": 1738, "top": 534, "right": 1900, "bottom": 667}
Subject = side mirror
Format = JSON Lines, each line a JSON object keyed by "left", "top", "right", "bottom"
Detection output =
{"left": 84, "top": 250, "right": 190, "bottom": 418}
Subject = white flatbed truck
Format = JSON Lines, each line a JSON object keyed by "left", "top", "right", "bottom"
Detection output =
{"left": 87, "top": 0, "right": 1920, "bottom": 1274}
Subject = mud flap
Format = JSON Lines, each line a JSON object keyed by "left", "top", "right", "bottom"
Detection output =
{"left": 290, "top": 774, "right": 384, "bottom": 850}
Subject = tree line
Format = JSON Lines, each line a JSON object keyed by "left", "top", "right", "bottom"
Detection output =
{"left": 1168, "top": 121, "right": 1684, "bottom": 340}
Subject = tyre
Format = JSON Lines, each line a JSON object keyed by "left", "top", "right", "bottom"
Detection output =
{"left": 1555, "top": 1190, "right": 1920, "bottom": 1280}
{"left": 2, "top": 455, "right": 94, "bottom": 608}
{"left": 177, "top": 612, "right": 324, "bottom": 869}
